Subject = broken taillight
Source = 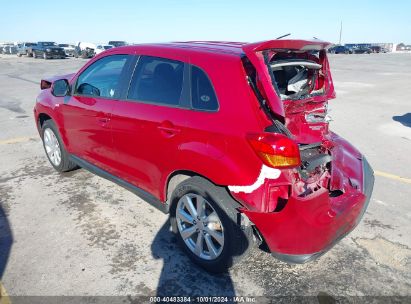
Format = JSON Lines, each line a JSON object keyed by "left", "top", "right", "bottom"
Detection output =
{"left": 247, "top": 133, "right": 301, "bottom": 168}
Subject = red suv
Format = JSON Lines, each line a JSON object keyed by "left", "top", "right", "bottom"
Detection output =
{"left": 34, "top": 40, "right": 374, "bottom": 272}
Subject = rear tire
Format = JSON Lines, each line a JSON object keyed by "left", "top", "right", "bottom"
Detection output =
{"left": 170, "top": 176, "right": 254, "bottom": 273}
{"left": 41, "top": 120, "right": 78, "bottom": 172}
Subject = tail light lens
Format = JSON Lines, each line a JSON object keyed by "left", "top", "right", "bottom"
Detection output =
{"left": 40, "top": 80, "right": 52, "bottom": 90}
{"left": 247, "top": 133, "right": 301, "bottom": 168}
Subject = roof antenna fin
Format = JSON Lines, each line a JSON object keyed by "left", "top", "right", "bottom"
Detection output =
{"left": 275, "top": 33, "right": 291, "bottom": 40}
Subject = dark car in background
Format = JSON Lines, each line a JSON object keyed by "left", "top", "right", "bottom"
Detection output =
{"left": 33, "top": 42, "right": 66, "bottom": 59}
{"left": 329, "top": 45, "right": 353, "bottom": 54}
{"left": 370, "top": 46, "right": 388, "bottom": 53}
{"left": 108, "top": 41, "right": 127, "bottom": 47}
{"left": 353, "top": 46, "right": 372, "bottom": 54}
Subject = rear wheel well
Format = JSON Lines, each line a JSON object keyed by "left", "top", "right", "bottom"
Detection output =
{"left": 166, "top": 171, "right": 195, "bottom": 204}
{"left": 38, "top": 113, "right": 52, "bottom": 128}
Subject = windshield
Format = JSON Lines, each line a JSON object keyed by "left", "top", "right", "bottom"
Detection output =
{"left": 41, "top": 42, "right": 57, "bottom": 47}
{"left": 267, "top": 50, "right": 326, "bottom": 101}
{"left": 59, "top": 44, "right": 69, "bottom": 47}
{"left": 104, "top": 45, "right": 113, "bottom": 50}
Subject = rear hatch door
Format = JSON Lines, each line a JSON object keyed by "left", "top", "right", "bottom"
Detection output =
{"left": 242, "top": 40, "right": 335, "bottom": 143}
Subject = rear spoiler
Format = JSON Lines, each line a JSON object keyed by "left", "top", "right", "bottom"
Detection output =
{"left": 242, "top": 39, "right": 331, "bottom": 54}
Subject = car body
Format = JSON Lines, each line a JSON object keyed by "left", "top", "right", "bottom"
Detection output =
{"left": 94, "top": 44, "right": 114, "bottom": 55}
{"left": 369, "top": 46, "right": 389, "bottom": 53}
{"left": 74, "top": 42, "right": 96, "bottom": 59}
{"left": 1, "top": 44, "right": 18, "bottom": 55}
{"left": 329, "top": 45, "right": 353, "bottom": 54}
{"left": 108, "top": 40, "right": 127, "bottom": 47}
{"left": 34, "top": 39, "right": 374, "bottom": 272}
{"left": 33, "top": 42, "right": 66, "bottom": 59}
{"left": 17, "top": 42, "right": 37, "bottom": 57}
{"left": 353, "top": 46, "right": 372, "bottom": 54}
{"left": 58, "top": 44, "right": 76, "bottom": 57}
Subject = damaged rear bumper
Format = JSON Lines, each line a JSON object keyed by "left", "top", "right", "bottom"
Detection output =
{"left": 242, "top": 157, "right": 374, "bottom": 263}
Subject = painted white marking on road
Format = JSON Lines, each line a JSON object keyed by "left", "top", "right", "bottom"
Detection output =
{"left": 228, "top": 165, "right": 281, "bottom": 193}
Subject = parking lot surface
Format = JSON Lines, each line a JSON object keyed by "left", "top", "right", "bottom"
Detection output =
{"left": 0, "top": 54, "right": 410, "bottom": 301}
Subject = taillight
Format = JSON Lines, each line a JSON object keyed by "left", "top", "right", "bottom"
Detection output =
{"left": 40, "top": 80, "right": 52, "bottom": 90}
{"left": 247, "top": 133, "right": 301, "bottom": 168}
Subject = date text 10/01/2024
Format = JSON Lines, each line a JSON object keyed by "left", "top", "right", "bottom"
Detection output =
{"left": 149, "top": 296, "right": 257, "bottom": 303}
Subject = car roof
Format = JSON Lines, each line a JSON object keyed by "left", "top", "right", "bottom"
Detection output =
{"left": 105, "top": 40, "right": 330, "bottom": 59}
{"left": 106, "top": 41, "right": 246, "bottom": 58}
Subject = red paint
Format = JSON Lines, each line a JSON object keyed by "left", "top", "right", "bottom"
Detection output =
{"left": 34, "top": 39, "right": 373, "bottom": 258}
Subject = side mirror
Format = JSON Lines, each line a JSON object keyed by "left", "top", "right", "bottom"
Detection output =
{"left": 52, "top": 79, "right": 70, "bottom": 97}
{"left": 77, "top": 83, "right": 100, "bottom": 97}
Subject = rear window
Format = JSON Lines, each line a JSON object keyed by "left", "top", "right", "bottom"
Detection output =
{"left": 268, "top": 50, "right": 325, "bottom": 100}
{"left": 191, "top": 66, "right": 218, "bottom": 111}
{"left": 127, "top": 56, "right": 184, "bottom": 106}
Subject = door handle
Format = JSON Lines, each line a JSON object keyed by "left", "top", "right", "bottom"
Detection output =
{"left": 158, "top": 121, "right": 180, "bottom": 137}
{"left": 97, "top": 117, "right": 110, "bottom": 126}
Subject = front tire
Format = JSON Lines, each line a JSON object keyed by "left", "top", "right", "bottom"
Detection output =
{"left": 170, "top": 177, "right": 254, "bottom": 273}
{"left": 41, "top": 120, "right": 77, "bottom": 172}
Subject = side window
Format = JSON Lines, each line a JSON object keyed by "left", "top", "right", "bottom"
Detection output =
{"left": 191, "top": 66, "right": 218, "bottom": 111}
{"left": 127, "top": 56, "right": 184, "bottom": 106}
{"left": 75, "top": 55, "right": 128, "bottom": 98}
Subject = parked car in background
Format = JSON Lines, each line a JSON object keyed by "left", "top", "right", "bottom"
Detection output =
{"left": 33, "top": 42, "right": 66, "bottom": 59}
{"left": 59, "top": 44, "right": 76, "bottom": 57}
{"left": 370, "top": 46, "right": 388, "bottom": 53}
{"left": 17, "top": 42, "right": 37, "bottom": 57}
{"left": 34, "top": 39, "right": 374, "bottom": 273}
{"left": 353, "top": 46, "right": 372, "bottom": 54}
{"left": 74, "top": 42, "right": 96, "bottom": 59}
{"left": 329, "top": 45, "right": 353, "bottom": 54}
{"left": 1, "top": 44, "right": 18, "bottom": 55}
{"left": 95, "top": 44, "right": 114, "bottom": 55}
{"left": 108, "top": 41, "right": 127, "bottom": 47}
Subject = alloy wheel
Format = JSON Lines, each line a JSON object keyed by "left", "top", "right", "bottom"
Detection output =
{"left": 176, "top": 193, "right": 224, "bottom": 260}
{"left": 43, "top": 128, "right": 62, "bottom": 166}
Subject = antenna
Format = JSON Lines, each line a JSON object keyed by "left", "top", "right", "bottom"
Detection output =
{"left": 339, "top": 21, "right": 342, "bottom": 45}
{"left": 275, "top": 33, "right": 291, "bottom": 40}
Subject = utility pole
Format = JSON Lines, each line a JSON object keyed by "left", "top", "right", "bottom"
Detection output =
{"left": 339, "top": 21, "right": 343, "bottom": 45}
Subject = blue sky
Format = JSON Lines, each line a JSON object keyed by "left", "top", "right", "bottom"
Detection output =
{"left": 1, "top": 0, "right": 410, "bottom": 44}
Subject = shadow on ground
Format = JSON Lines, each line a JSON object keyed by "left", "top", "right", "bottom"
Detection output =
{"left": 393, "top": 113, "right": 411, "bottom": 127}
{"left": 151, "top": 219, "right": 236, "bottom": 296}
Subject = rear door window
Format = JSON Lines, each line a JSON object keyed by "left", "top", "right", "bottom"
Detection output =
{"left": 190, "top": 66, "right": 218, "bottom": 111}
{"left": 127, "top": 56, "right": 184, "bottom": 106}
{"left": 75, "top": 54, "right": 129, "bottom": 98}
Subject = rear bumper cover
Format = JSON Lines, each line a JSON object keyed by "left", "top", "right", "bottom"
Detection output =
{"left": 243, "top": 157, "right": 374, "bottom": 263}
